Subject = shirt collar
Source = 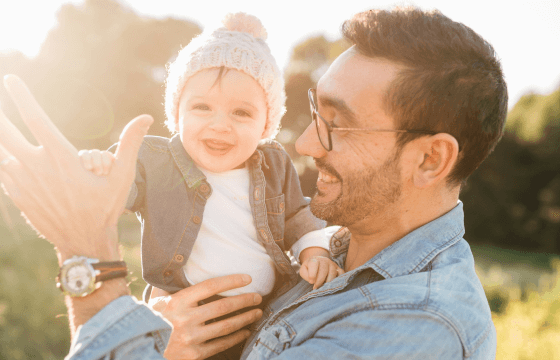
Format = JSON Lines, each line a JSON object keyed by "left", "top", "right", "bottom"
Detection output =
{"left": 168, "top": 134, "right": 205, "bottom": 188}
{"left": 331, "top": 201, "right": 465, "bottom": 279}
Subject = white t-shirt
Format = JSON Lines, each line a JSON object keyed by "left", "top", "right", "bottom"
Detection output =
{"left": 184, "top": 166, "right": 328, "bottom": 296}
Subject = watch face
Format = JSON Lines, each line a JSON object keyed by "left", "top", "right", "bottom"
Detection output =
{"left": 61, "top": 260, "right": 95, "bottom": 296}
{"left": 65, "top": 265, "right": 91, "bottom": 292}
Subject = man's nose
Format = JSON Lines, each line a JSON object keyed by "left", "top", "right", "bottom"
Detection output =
{"left": 296, "top": 122, "right": 327, "bottom": 158}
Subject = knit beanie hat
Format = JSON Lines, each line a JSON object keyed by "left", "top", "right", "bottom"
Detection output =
{"left": 165, "top": 13, "right": 286, "bottom": 139}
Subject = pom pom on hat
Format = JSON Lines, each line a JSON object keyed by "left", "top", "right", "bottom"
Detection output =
{"left": 164, "top": 12, "right": 286, "bottom": 139}
{"left": 222, "top": 12, "right": 267, "bottom": 40}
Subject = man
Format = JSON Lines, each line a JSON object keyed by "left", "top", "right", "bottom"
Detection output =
{"left": 0, "top": 6, "right": 506, "bottom": 359}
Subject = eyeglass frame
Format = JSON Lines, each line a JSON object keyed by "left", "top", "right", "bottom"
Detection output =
{"left": 308, "top": 88, "right": 442, "bottom": 152}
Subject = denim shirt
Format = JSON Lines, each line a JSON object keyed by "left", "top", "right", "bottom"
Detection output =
{"left": 240, "top": 201, "right": 496, "bottom": 359}
{"left": 67, "top": 202, "right": 496, "bottom": 359}
{"left": 120, "top": 135, "right": 325, "bottom": 300}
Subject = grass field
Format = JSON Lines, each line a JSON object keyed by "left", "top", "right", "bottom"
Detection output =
{"left": 1, "top": 197, "right": 559, "bottom": 359}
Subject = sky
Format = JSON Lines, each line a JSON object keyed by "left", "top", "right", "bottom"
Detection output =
{"left": 1, "top": 0, "right": 559, "bottom": 109}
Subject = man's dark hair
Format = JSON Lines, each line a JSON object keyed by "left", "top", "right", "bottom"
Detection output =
{"left": 342, "top": 7, "right": 508, "bottom": 186}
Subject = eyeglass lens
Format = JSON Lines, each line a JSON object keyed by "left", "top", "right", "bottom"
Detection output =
{"left": 309, "top": 90, "right": 331, "bottom": 150}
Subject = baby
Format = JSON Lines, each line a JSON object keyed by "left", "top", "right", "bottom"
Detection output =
{"left": 79, "top": 13, "right": 342, "bottom": 306}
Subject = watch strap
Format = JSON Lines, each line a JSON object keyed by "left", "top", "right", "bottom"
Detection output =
{"left": 92, "top": 261, "right": 128, "bottom": 282}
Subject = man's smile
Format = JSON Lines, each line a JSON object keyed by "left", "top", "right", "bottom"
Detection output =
{"left": 318, "top": 170, "right": 339, "bottom": 184}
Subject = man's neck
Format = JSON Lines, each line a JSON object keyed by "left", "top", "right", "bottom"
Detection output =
{"left": 343, "top": 189, "right": 459, "bottom": 272}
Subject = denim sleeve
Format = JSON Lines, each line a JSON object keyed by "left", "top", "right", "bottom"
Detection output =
{"left": 249, "top": 309, "right": 463, "bottom": 360}
{"left": 66, "top": 296, "right": 171, "bottom": 360}
{"left": 277, "top": 149, "right": 326, "bottom": 250}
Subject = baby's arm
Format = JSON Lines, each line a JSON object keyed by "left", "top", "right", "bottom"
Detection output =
{"left": 78, "top": 149, "right": 115, "bottom": 176}
{"left": 299, "top": 247, "right": 344, "bottom": 290}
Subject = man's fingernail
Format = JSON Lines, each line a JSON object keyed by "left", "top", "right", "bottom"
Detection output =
{"left": 254, "top": 294, "right": 261, "bottom": 304}
{"left": 242, "top": 274, "right": 251, "bottom": 283}
{"left": 254, "top": 309, "right": 263, "bottom": 319}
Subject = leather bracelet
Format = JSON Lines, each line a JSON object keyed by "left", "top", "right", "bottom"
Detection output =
{"left": 92, "top": 261, "right": 128, "bottom": 282}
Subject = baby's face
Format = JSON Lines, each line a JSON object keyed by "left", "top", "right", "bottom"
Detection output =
{"left": 177, "top": 68, "right": 268, "bottom": 172}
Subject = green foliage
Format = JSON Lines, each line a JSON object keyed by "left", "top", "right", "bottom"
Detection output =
{"left": 0, "top": 197, "right": 145, "bottom": 359}
{"left": 462, "top": 87, "right": 560, "bottom": 253}
{"left": 477, "top": 259, "right": 560, "bottom": 359}
{"left": 506, "top": 89, "right": 560, "bottom": 148}
{"left": 0, "top": 222, "right": 68, "bottom": 360}
{"left": 0, "top": 0, "right": 201, "bottom": 152}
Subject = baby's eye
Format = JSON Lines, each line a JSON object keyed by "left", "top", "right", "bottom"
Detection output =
{"left": 233, "top": 109, "right": 252, "bottom": 118}
{"left": 192, "top": 103, "right": 210, "bottom": 111}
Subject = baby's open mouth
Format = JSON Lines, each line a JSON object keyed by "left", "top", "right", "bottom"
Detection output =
{"left": 204, "top": 139, "right": 233, "bottom": 151}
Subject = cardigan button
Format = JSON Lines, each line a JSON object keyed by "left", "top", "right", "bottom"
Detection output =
{"left": 174, "top": 254, "right": 184, "bottom": 262}
{"left": 193, "top": 216, "right": 201, "bottom": 224}
{"left": 164, "top": 271, "right": 172, "bottom": 277}
{"left": 199, "top": 184, "right": 209, "bottom": 193}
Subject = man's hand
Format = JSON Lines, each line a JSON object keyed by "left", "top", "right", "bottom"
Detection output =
{"left": 0, "top": 75, "right": 152, "bottom": 262}
{"left": 149, "top": 275, "right": 263, "bottom": 360}
{"left": 0, "top": 75, "right": 153, "bottom": 333}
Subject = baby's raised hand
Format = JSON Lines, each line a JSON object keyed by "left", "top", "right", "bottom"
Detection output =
{"left": 299, "top": 247, "right": 344, "bottom": 290}
{"left": 78, "top": 149, "right": 115, "bottom": 176}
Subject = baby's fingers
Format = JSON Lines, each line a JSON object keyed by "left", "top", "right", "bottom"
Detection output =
{"left": 299, "top": 263, "right": 310, "bottom": 283}
{"left": 306, "top": 258, "right": 319, "bottom": 284}
{"left": 326, "top": 263, "right": 343, "bottom": 283}
{"left": 89, "top": 149, "right": 105, "bottom": 176}
{"left": 78, "top": 149, "right": 93, "bottom": 171}
{"left": 313, "top": 260, "right": 330, "bottom": 290}
{"left": 100, "top": 151, "right": 115, "bottom": 175}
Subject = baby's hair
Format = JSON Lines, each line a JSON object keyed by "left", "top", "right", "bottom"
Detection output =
{"left": 211, "top": 66, "right": 230, "bottom": 89}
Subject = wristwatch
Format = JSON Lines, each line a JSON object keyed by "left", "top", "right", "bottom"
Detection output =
{"left": 57, "top": 256, "right": 128, "bottom": 297}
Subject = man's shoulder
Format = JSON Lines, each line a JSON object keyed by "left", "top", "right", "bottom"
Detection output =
{"left": 363, "top": 239, "right": 494, "bottom": 357}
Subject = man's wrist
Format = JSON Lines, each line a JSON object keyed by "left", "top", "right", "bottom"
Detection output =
{"left": 66, "top": 277, "right": 131, "bottom": 336}
{"left": 56, "top": 226, "right": 122, "bottom": 265}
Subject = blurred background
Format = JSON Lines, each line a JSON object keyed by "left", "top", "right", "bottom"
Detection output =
{"left": 0, "top": 0, "right": 559, "bottom": 358}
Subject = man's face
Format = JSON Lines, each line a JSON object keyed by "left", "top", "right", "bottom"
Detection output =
{"left": 295, "top": 48, "right": 405, "bottom": 226}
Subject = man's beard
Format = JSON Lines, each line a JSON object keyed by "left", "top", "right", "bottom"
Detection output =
{"left": 310, "top": 148, "right": 403, "bottom": 226}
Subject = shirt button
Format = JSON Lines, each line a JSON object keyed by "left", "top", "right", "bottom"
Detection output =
{"left": 252, "top": 154, "right": 259, "bottom": 161}
{"left": 254, "top": 188, "right": 261, "bottom": 201}
{"left": 174, "top": 254, "right": 184, "bottom": 262}
{"left": 279, "top": 202, "right": 284, "bottom": 210}
{"left": 260, "top": 229, "right": 268, "bottom": 241}
{"left": 193, "top": 216, "right": 201, "bottom": 224}
{"left": 334, "top": 240, "right": 342, "bottom": 247}
{"left": 199, "top": 184, "right": 209, "bottom": 193}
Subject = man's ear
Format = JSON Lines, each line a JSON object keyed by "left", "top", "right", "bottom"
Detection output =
{"left": 411, "top": 134, "right": 459, "bottom": 188}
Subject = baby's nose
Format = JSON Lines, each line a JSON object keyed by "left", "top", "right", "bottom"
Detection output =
{"left": 209, "top": 114, "right": 232, "bottom": 132}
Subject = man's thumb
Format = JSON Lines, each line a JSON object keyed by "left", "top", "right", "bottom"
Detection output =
{"left": 115, "top": 115, "right": 153, "bottom": 165}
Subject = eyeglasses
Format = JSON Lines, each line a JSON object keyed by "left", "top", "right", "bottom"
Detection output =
{"left": 308, "top": 88, "right": 439, "bottom": 151}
